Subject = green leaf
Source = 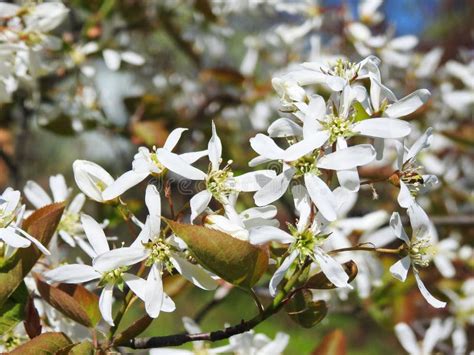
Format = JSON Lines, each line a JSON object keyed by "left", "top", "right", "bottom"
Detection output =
{"left": 56, "top": 341, "right": 95, "bottom": 355}
{"left": 305, "top": 261, "right": 358, "bottom": 290}
{"left": 311, "top": 329, "right": 347, "bottom": 355}
{"left": 0, "top": 203, "right": 65, "bottom": 307}
{"left": 164, "top": 219, "right": 268, "bottom": 288}
{"left": 285, "top": 289, "right": 327, "bottom": 328}
{"left": 9, "top": 332, "right": 72, "bottom": 355}
{"left": 0, "top": 281, "right": 28, "bottom": 334}
{"left": 35, "top": 276, "right": 101, "bottom": 328}
{"left": 353, "top": 101, "right": 370, "bottom": 122}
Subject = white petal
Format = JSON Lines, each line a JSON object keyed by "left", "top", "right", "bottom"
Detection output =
{"left": 99, "top": 284, "right": 115, "bottom": 326}
{"left": 259, "top": 332, "right": 290, "bottom": 354}
{"left": 234, "top": 170, "right": 276, "bottom": 192}
{"left": 248, "top": 226, "right": 293, "bottom": 245}
{"left": 145, "top": 185, "right": 161, "bottom": 236}
{"left": 314, "top": 249, "right": 350, "bottom": 288}
{"left": 81, "top": 214, "right": 109, "bottom": 255}
{"left": 386, "top": 89, "right": 430, "bottom": 118}
{"left": 254, "top": 168, "right": 295, "bottom": 206}
{"left": 161, "top": 293, "right": 176, "bottom": 313}
{"left": 102, "top": 171, "right": 149, "bottom": 200}
{"left": 292, "top": 185, "right": 311, "bottom": 232}
{"left": 337, "top": 169, "right": 360, "bottom": 192}
{"left": 407, "top": 203, "right": 431, "bottom": 239}
{"left": 398, "top": 181, "right": 414, "bottom": 208}
{"left": 433, "top": 255, "right": 455, "bottom": 279}
{"left": 120, "top": 51, "right": 145, "bottom": 66}
{"left": 170, "top": 254, "right": 217, "bottom": 290}
{"left": 354, "top": 118, "right": 411, "bottom": 138}
{"left": 317, "top": 144, "right": 375, "bottom": 170}
{"left": 17, "top": 228, "right": 50, "bottom": 255}
{"left": 23, "top": 181, "right": 51, "bottom": 209}
{"left": 414, "top": 272, "right": 446, "bottom": 308}
{"left": 73, "top": 160, "right": 114, "bottom": 202}
{"left": 145, "top": 263, "right": 164, "bottom": 318}
{"left": 394, "top": 323, "right": 420, "bottom": 355}
{"left": 103, "top": 49, "right": 121, "bottom": 71}
{"left": 50, "top": 174, "right": 69, "bottom": 202}
{"left": 405, "top": 127, "right": 433, "bottom": 163}
{"left": 44, "top": 264, "right": 101, "bottom": 284}
{"left": 208, "top": 121, "right": 222, "bottom": 171}
{"left": 389, "top": 256, "right": 411, "bottom": 282}
{"left": 156, "top": 149, "right": 206, "bottom": 180}
{"left": 190, "top": 190, "right": 212, "bottom": 222}
{"left": 163, "top": 128, "right": 187, "bottom": 151}
{"left": 389, "top": 35, "right": 418, "bottom": 50}
{"left": 68, "top": 193, "right": 86, "bottom": 214}
{"left": 93, "top": 247, "right": 148, "bottom": 272}
{"left": 59, "top": 230, "right": 75, "bottom": 247}
{"left": 389, "top": 212, "right": 410, "bottom": 244}
{"left": 267, "top": 118, "right": 303, "bottom": 137}
{"left": 269, "top": 250, "right": 299, "bottom": 296}
{"left": 123, "top": 273, "right": 147, "bottom": 301}
{"left": 250, "top": 134, "right": 285, "bottom": 160}
{"left": 284, "top": 133, "right": 328, "bottom": 161}
{"left": 422, "top": 319, "right": 443, "bottom": 354}
{"left": 0, "top": 228, "right": 30, "bottom": 248}
{"left": 304, "top": 174, "right": 337, "bottom": 222}
{"left": 179, "top": 150, "right": 208, "bottom": 164}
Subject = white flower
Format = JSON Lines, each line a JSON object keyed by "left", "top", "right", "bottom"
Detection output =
{"left": 92, "top": 185, "right": 216, "bottom": 319}
{"left": 252, "top": 185, "right": 352, "bottom": 296}
{"left": 102, "top": 128, "right": 207, "bottom": 200}
{"left": 389, "top": 204, "right": 446, "bottom": 308}
{"left": 103, "top": 49, "right": 145, "bottom": 71}
{"left": 73, "top": 160, "right": 115, "bottom": 203}
{"left": 0, "top": 187, "right": 49, "bottom": 255}
{"left": 395, "top": 318, "right": 452, "bottom": 355}
{"left": 190, "top": 122, "right": 276, "bottom": 221}
{"left": 394, "top": 128, "right": 439, "bottom": 208}
{"left": 212, "top": 330, "right": 290, "bottom": 355}
{"left": 250, "top": 115, "right": 376, "bottom": 220}
{"left": 24, "top": 174, "right": 86, "bottom": 247}
{"left": 43, "top": 214, "right": 162, "bottom": 326}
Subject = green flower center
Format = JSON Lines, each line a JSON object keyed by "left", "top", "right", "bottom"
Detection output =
{"left": 326, "top": 59, "right": 359, "bottom": 81}
{"left": 144, "top": 239, "right": 174, "bottom": 272}
{"left": 100, "top": 266, "right": 128, "bottom": 285}
{"left": 57, "top": 211, "right": 81, "bottom": 235}
{"left": 323, "top": 113, "right": 355, "bottom": 144}
{"left": 291, "top": 152, "right": 320, "bottom": 177}
{"left": 409, "top": 237, "right": 435, "bottom": 268}
{"left": 206, "top": 162, "right": 234, "bottom": 203}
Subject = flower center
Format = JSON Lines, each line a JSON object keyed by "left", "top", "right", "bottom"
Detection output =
{"left": 289, "top": 224, "right": 328, "bottom": 261}
{"left": 323, "top": 113, "right": 354, "bottom": 144}
{"left": 206, "top": 161, "right": 235, "bottom": 203}
{"left": 401, "top": 162, "right": 425, "bottom": 197}
{"left": 409, "top": 237, "right": 435, "bottom": 268}
{"left": 100, "top": 266, "right": 128, "bottom": 285}
{"left": 57, "top": 211, "right": 81, "bottom": 235}
{"left": 326, "top": 59, "right": 359, "bottom": 81}
{"left": 291, "top": 153, "right": 320, "bottom": 177}
{"left": 144, "top": 238, "right": 174, "bottom": 272}
{"left": 151, "top": 149, "right": 166, "bottom": 174}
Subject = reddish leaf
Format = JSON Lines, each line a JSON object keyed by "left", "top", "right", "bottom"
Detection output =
{"left": 285, "top": 289, "right": 327, "bottom": 328}
{"left": 165, "top": 219, "right": 268, "bottom": 288}
{"left": 9, "top": 332, "right": 72, "bottom": 354}
{"left": 35, "top": 276, "right": 101, "bottom": 328}
{"left": 312, "top": 329, "right": 347, "bottom": 355}
{"left": 113, "top": 315, "right": 153, "bottom": 346}
{"left": 24, "top": 294, "right": 42, "bottom": 338}
{"left": 0, "top": 203, "right": 65, "bottom": 307}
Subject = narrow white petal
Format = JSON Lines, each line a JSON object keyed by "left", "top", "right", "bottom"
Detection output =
{"left": 68, "top": 193, "right": 86, "bottom": 214}
{"left": 433, "top": 255, "right": 455, "bottom": 279}
{"left": 234, "top": 170, "right": 276, "bottom": 192}
{"left": 190, "top": 190, "right": 212, "bottom": 222}
{"left": 250, "top": 134, "right": 285, "bottom": 160}
{"left": 269, "top": 250, "right": 299, "bottom": 296}
{"left": 405, "top": 127, "right": 433, "bottom": 163}
{"left": 50, "top": 174, "right": 69, "bottom": 202}
{"left": 414, "top": 272, "right": 446, "bottom": 308}
{"left": 254, "top": 168, "right": 295, "bottom": 206}
{"left": 123, "top": 273, "right": 147, "bottom": 301}
{"left": 267, "top": 118, "right": 303, "bottom": 137}
{"left": 292, "top": 185, "right": 311, "bottom": 232}
{"left": 385, "top": 89, "right": 430, "bottom": 118}
{"left": 317, "top": 144, "right": 375, "bottom": 170}
{"left": 398, "top": 181, "right": 414, "bottom": 208}
{"left": 179, "top": 150, "right": 208, "bottom": 164}
{"left": 336, "top": 169, "right": 360, "bottom": 192}
{"left": 156, "top": 149, "right": 206, "bottom": 180}
{"left": 103, "top": 49, "right": 121, "bottom": 71}
{"left": 248, "top": 226, "right": 293, "bottom": 245}
{"left": 102, "top": 171, "right": 149, "bottom": 200}
{"left": 120, "top": 51, "right": 145, "bottom": 66}
{"left": 389, "top": 212, "right": 410, "bottom": 244}
{"left": 407, "top": 203, "right": 431, "bottom": 239}
{"left": 0, "top": 228, "right": 30, "bottom": 248}
{"left": 23, "top": 181, "right": 51, "bottom": 209}
{"left": 314, "top": 249, "right": 350, "bottom": 288}
{"left": 354, "top": 118, "right": 411, "bottom": 138}
{"left": 161, "top": 294, "right": 176, "bottom": 313}
{"left": 389, "top": 256, "right": 411, "bottom": 282}
{"left": 163, "top": 128, "right": 188, "bottom": 152}
{"left": 99, "top": 284, "right": 115, "bottom": 326}
{"left": 394, "top": 323, "right": 420, "bottom": 355}
{"left": 145, "top": 263, "right": 164, "bottom": 318}
{"left": 44, "top": 264, "right": 100, "bottom": 284}
{"left": 145, "top": 185, "right": 161, "bottom": 236}
{"left": 17, "top": 228, "right": 50, "bottom": 255}
{"left": 208, "top": 121, "right": 222, "bottom": 171}
{"left": 81, "top": 214, "right": 109, "bottom": 255}
{"left": 170, "top": 254, "right": 217, "bottom": 290}
{"left": 93, "top": 247, "right": 148, "bottom": 272}
{"left": 304, "top": 174, "right": 337, "bottom": 222}
{"left": 284, "top": 133, "right": 328, "bottom": 161}
{"left": 259, "top": 332, "right": 290, "bottom": 354}
{"left": 422, "top": 319, "right": 443, "bottom": 354}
